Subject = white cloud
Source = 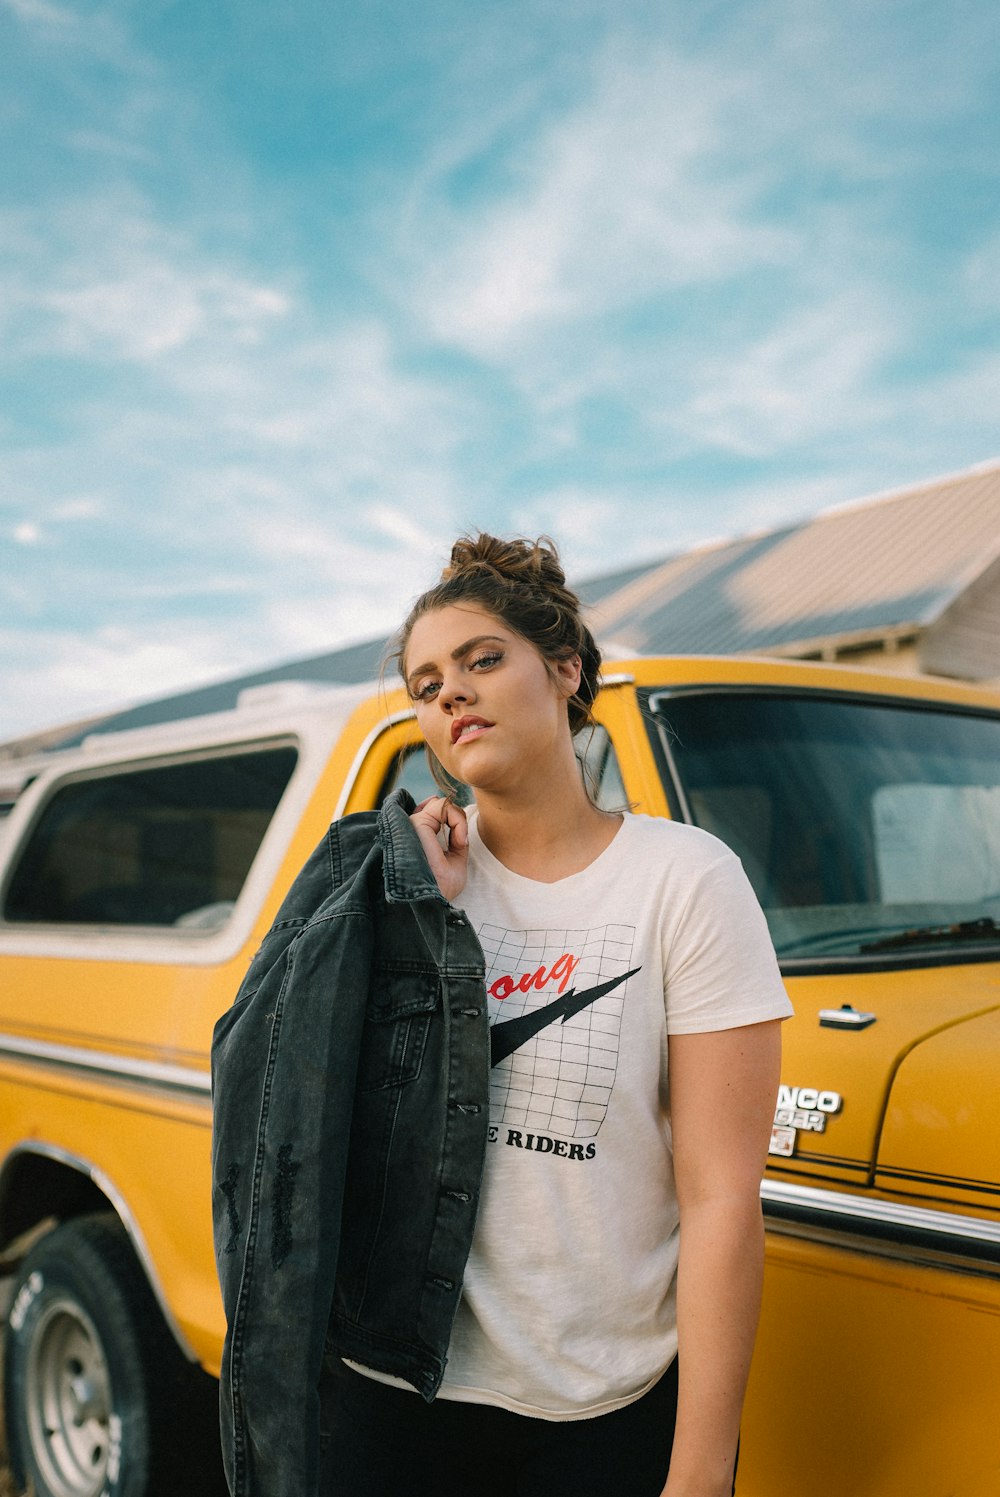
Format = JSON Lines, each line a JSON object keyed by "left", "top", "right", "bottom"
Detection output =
{"left": 12, "top": 521, "right": 42, "bottom": 545}
{"left": 256, "top": 590, "right": 400, "bottom": 665}
{"left": 392, "top": 40, "right": 792, "bottom": 358}
{"left": 367, "top": 504, "right": 447, "bottom": 556}
{"left": 895, "top": 350, "right": 1000, "bottom": 461}
{"left": 510, "top": 488, "right": 622, "bottom": 571}
{"left": 367, "top": 19, "right": 931, "bottom": 482}
{"left": 676, "top": 293, "right": 896, "bottom": 458}
{"left": 0, "top": 621, "right": 256, "bottom": 740}
{"left": 0, "top": 187, "right": 291, "bottom": 363}
{"left": 50, "top": 497, "right": 105, "bottom": 522}
{"left": 1, "top": 0, "right": 76, "bottom": 26}
{"left": 38, "top": 254, "right": 291, "bottom": 362}
{"left": 67, "top": 129, "right": 156, "bottom": 163}
{"left": 209, "top": 321, "right": 460, "bottom": 472}
{"left": 367, "top": 3, "right": 1000, "bottom": 489}
{"left": 0, "top": 180, "right": 470, "bottom": 565}
{"left": 963, "top": 231, "right": 1000, "bottom": 310}
{"left": 1, "top": 0, "right": 144, "bottom": 77}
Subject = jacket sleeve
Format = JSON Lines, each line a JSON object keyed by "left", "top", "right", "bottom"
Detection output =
{"left": 210, "top": 818, "right": 379, "bottom": 1497}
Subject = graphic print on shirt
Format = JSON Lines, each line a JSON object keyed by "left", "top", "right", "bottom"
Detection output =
{"left": 477, "top": 922, "right": 639, "bottom": 1139}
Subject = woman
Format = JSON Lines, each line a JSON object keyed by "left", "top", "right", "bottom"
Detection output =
{"left": 213, "top": 532, "right": 790, "bottom": 1497}
{"left": 322, "top": 533, "right": 792, "bottom": 1496}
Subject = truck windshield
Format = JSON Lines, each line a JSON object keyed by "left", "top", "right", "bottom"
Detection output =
{"left": 649, "top": 691, "right": 1000, "bottom": 964}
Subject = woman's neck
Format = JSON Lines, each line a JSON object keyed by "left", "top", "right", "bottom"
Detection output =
{"left": 474, "top": 773, "right": 622, "bottom": 883}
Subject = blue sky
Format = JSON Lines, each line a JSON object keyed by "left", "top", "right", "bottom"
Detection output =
{"left": 2, "top": 0, "right": 999, "bottom": 739}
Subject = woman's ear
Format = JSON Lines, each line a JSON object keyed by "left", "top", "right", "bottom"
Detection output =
{"left": 553, "top": 652, "right": 583, "bottom": 699}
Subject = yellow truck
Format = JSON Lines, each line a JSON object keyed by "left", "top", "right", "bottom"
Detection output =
{"left": 1, "top": 657, "right": 998, "bottom": 1497}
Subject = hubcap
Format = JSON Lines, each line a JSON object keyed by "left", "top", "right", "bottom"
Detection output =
{"left": 24, "top": 1295, "right": 115, "bottom": 1497}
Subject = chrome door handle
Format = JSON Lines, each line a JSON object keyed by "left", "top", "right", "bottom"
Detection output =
{"left": 819, "top": 1005, "right": 876, "bottom": 1030}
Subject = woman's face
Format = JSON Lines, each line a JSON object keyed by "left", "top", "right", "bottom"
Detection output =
{"left": 404, "top": 604, "right": 581, "bottom": 794}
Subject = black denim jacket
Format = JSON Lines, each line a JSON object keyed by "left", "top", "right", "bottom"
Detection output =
{"left": 211, "top": 789, "right": 490, "bottom": 1497}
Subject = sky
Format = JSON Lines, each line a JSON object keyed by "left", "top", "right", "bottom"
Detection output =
{"left": 2, "top": 0, "right": 999, "bottom": 740}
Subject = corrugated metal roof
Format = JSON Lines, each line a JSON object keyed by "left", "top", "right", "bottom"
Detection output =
{"left": 589, "top": 460, "right": 1000, "bottom": 655}
{"left": 49, "top": 635, "right": 391, "bottom": 749}
{"left": 9, "top": 458, "right": 1000, "bottom": 755}
{"left": 574, "top": 556, "right": 660, "bottom": 607}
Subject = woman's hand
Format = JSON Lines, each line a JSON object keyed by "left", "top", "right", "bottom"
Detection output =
{"left": 410, "top": 796, "right": 469, "bottom": 902}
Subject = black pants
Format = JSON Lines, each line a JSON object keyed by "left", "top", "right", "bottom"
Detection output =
{"left": 322, "top": 1357, "right": 686, "bottom": 1497}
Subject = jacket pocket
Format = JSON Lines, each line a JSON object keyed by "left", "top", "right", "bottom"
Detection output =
{"left": 356, "top": 968, "right": 439, "bottom": 1093}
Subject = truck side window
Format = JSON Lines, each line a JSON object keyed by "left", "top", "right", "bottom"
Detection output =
{"left": 379, "top": 725, "right": 627, "bottom": 813}
{"left": 2, "top": 745, "right": 297, "bottom": 928}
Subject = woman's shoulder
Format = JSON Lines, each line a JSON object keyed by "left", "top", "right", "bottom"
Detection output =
{"left": 621, "top": 810, "right": 738, "bottom": 865}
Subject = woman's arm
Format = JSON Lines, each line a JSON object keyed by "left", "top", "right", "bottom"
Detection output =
{"left": 661, "top": 1019, "right": 782, "bottom": 1497}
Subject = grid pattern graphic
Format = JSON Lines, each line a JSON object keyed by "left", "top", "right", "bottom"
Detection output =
{"left": 480, "top": 923, "right": 637, "bottom": 1138}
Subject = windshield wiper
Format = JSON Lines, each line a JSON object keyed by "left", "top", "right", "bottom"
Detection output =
{"left": 860, "top": 916, "right": 1000, "bottom": 954}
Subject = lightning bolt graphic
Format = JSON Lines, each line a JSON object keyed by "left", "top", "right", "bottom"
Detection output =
{"left": 489, "top": 966, "right": 641, "bottom": 1068}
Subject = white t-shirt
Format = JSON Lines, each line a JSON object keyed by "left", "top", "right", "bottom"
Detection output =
{"left": 431, "top": 808, "right": 792, "bottom": 1419}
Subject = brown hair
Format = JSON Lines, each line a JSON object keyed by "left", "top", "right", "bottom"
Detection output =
{"left": 390, "top": 532, "right": 602, "bottom": 734}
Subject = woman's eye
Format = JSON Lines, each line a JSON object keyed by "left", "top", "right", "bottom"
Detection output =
{"left": 415, "top": 680, "right": 441, "bottom": 701}
{"left": 471, "top": 651, "right": 503, "bottom": 671}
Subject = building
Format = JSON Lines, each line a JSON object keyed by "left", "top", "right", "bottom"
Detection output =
{"left": 587, "top": 459, "right": 1000, "bottom": 682}
{"left": 3, "top": 458, "right": 999, "bottom": 772}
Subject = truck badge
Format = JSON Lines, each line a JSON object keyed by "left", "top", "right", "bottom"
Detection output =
{"left": 769, "top": 1085, "right": 843, "bottom": 1157}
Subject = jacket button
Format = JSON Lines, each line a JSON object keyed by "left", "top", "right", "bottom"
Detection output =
{"left": 429, "top": 1275, "right": 455, "bottom": 1291}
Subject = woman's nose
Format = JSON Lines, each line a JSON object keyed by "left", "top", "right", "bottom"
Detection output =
{"left": 438, "top": 673, "right": 474, "bottom": 711}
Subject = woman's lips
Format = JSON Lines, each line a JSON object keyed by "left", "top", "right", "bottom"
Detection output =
{"left": 451, "top": 716, "right": 494, "bottom": 744}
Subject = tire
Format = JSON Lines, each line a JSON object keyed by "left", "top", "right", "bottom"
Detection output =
{"left": 3, "top": 1212, "right": 224, "bottom": 1497}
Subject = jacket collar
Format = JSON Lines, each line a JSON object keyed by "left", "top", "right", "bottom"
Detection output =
{"left": 377, "top": 787, "right": 449, "bottom": 904}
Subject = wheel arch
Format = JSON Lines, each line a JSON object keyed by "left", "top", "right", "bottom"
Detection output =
{"left": 0, "top": 1141, "right": 198, "bottom": 1362}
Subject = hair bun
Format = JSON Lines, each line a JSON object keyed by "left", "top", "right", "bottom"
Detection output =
{"left": 443, "top": 533, "right": 568, "bottom": 594}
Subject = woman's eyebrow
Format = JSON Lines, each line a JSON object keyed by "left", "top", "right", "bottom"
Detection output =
{"left": 406, "top": 634, "right": 506, "bottom": 689}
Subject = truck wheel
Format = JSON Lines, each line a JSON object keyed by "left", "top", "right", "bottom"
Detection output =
{"left": 3, "top": 1212, "right": 222, "bottom": 1497}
